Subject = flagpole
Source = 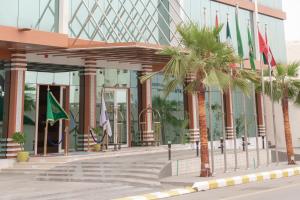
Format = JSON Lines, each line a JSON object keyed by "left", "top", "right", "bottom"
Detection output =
{"left": 265, "top": 24, "right": 279, "bottom": 165}
{"left": 227, "top": 13, "right": 238, "bottom": 171}
{"left": 260, "top": 52, "right": 270, "bottom": 166}
{"left": 44, "top": 85, "right": 50, "bottom": 156}
{"left": 249, "top": 20, "right": 260, "bottom": 168}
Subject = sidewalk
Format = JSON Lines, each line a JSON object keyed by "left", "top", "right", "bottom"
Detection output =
{"left": 161, "top": 163, "right": 299, "bottom": 186}
{"left": 116, "top": 163, "right": 300, "bottom": 200}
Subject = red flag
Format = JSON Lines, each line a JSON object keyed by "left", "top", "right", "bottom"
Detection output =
{"left": 258, "top": 29, "right": 276, "bottom": 67}
{"left": 215, "top": 13, "right": 219, "bottom": 29}
{"left": 265, "top": 32, "right": 276, "bottom": 67}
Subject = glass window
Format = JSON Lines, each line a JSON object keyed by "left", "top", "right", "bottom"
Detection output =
{"left": 0, "top": 0, "right": 59, "bottom": 32}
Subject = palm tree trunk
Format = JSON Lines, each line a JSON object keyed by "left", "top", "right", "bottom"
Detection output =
{"left": 281, "top": 95, "right": 296, "bottom": 165}
{"left": 198, "top": 83, "right": 211, "bottom": 177}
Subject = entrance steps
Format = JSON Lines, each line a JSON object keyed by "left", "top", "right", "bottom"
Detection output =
{"left": 35, "top": 161, "right": 168, "bottom": 187}
{"left": 1, "top": 159, "right": 169, "bottom": 187}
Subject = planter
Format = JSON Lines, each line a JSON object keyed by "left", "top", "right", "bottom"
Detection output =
{"left": 17, "top": 151, "right": 29, "bottom": 162}
{"left": 94, "top": 144, "right": 101, "bottom": 152}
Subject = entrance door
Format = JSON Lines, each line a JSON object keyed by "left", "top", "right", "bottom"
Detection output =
{"left": 102, "top": 88, "right": 129, "bottom": 147}
{"left": 36, "top": 85, "right": 68, "bottom": 154}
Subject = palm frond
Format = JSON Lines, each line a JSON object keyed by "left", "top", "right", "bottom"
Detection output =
{"left": 287, "top": 61, "right": 300, "bottom": 77}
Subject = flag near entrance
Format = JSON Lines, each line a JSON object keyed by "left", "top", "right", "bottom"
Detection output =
{"left": 46, "top": 91, "right": 69, "bottom": 124}
{"left": 247, "top": 26, "right": 256, "bottom": 70}
{"left": 235, "top": 6, "right": 244, "bottom": 59}
{"left": 44, "top": 89, "right": 68, "bottom": 156}
{"left": 100, "top": 91, "right": 112, "bottom": 137}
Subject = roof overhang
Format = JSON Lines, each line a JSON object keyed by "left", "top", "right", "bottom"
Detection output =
{"left": 0, "top": 26, "right": 171, "bottom": 72}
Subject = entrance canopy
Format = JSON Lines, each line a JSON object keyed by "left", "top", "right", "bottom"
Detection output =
{"left": 0, "top": 26, "right": 171, "bottom": 72}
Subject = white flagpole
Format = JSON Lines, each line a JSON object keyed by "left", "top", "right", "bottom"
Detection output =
{"left": 265, "top": 24, "right": 279, "bottom": 165}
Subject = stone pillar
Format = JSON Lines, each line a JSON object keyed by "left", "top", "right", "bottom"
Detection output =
{"left": 78, "top": 59, "right": 97, "bottom": 151}
{"left": 0, "top": 53, "right": 26, "bottom": 158}
{"left": 137, "top": 71, "right": 154, "bottom": 145}
{"left": 255, "top": 92, "right": 266, "bottom": 136}
{"left": 184, "top": 73, "right": 199, "bottom": 143}
{"left": 223, "top": 89, "right": 234, "bottom": 139}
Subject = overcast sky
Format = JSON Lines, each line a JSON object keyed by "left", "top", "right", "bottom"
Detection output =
{"left": 283, "top": 0, "right": 300, "bottom": 41}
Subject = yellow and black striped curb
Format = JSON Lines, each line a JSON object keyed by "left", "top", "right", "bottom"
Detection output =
{"left": 114, "top": 167, "right": 300, "bottom": 200}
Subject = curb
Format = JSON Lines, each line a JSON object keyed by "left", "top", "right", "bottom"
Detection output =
{"left": 114, "top": 167, "right": 300, "bottom": 200}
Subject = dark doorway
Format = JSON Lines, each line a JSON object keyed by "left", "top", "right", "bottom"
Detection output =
{"left": 37, "top": 85, "right": 61, "bottom": 154}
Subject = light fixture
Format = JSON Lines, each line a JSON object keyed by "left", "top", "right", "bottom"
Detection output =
{"left": 18, "top": 27, "right": 32, "bottom": 32}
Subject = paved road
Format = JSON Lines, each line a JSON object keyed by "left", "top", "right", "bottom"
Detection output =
{"left": 167, "top": 175, "right": 300, "bottom": 200}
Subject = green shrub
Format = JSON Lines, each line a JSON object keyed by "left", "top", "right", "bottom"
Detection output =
{"left": 12, "top": 132, "right": 26, "bottom": 151}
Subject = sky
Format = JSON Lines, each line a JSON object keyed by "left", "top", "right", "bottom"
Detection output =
{"left": 283, "top": 0, "right": 300, "bottom": 41}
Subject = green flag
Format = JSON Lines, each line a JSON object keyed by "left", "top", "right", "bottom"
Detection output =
{"left": 235, "top": 6, "right": 244, "bottom": 59}
{"left": 247, "top": 26, "right": 256, "bottom": 70}
{"left": 226, "top": 20, "right": 232, "bottom": 43}
{"left": 46, "top": 91, "right": 68, "bottom": 124}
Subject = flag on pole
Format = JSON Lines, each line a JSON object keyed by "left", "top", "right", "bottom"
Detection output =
{"left": 100, "top": 91, "right": 112, "bottom": 137}
{"left": 247, "top": 26, "right": 256, "bottom": 70}
{"left": 226, "top": 16, "right": 236, "bottom": 68}
{"left": 226, "top": 19, "right": 232, "bottom": 43}
{"left": 264, "top": 29, "right": 276, "bottom": 67}
{"left": 46, "top": 91, "right": 68, "bottom": 124}
{"left": 235, "top": 5, "right": 244, "bottom": 59}
{"left": 258, "top": 29, "right": 276, "bottom": 67}
{"left": 215, "top": 12, "right": 220, "bottom": 42}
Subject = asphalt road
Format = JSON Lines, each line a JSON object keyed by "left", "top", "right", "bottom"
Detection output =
{"left": 167, "top": 175, "right": 300, "bottom": 200}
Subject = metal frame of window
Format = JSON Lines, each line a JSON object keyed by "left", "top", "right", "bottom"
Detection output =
{"left": 69, "top": 0, "right": 191, "bottom": 47}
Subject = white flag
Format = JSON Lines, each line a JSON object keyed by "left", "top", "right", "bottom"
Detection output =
{"left": 100, "top": 92, "right": 112, "bottom": 137}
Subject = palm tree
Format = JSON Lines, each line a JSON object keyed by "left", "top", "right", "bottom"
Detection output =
{"left": 142, "top": 23, "right": 256, "bottom": 177}
{"left": 262, "top": 62, "right": 300, "bottom": 165}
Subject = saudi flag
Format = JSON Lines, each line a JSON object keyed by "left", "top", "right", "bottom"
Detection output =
{"left": 46, "top": 91, "right": 68, "bottom": 125}
{"left": 235, "top": 6, "right": 244, "bottom": 59}
{"left": 247, "top": 26, "right": 256, "bottom": 70}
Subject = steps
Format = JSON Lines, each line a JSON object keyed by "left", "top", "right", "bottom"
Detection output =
{"left": 35, "top": 160, "right": 167, "bottom": 187}
{"left": 1, "top": 157, "right": 169, "bottom": 187}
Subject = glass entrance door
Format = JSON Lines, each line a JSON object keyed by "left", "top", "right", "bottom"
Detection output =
{"left": 102, "top": 88, "right": 129, "bottom": 147}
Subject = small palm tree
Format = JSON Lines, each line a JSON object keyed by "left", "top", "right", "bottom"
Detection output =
{"left": 142, "top": 23, "right": 256, "bottom": 177}
{"left": 262, "top": 62, "right": 300, "bottom": 165}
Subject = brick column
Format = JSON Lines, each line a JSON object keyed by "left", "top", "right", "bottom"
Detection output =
{"left": 137, "top": 71, "right": 154, "bottom": 145}
{"left": 184, "top": 73, "right": 199, "bottom": 143}
{"left": 223, "top": 89, "right": 234, "bottom": 139}
{"left": 255, "top": 92, "right": 266, "bottom": 136}
{"left": 0, "top": 53, "right": 26, "bottom": 158}
{"left": 78, "top": 59, "right": 97, "bottom": 151}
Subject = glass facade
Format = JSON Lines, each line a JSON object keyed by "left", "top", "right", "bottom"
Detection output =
{"left": 258, "top": 0, "right": 282, "bottom": 10}
{"left": 21, "top": 69, "right": 139, "bottom": 153}
{"left": 258, "top": 14, "right": 287, "bottom": 63}
{"left": 152, "top": 74, "right": 186, "bottom": 144}
{"left": 0, "top": 0, "right": 287, "bottom": 152}
{"left": 0, "top": 0, "right": 59, "bottom": 32}
{"left": 69, "top": 0, "right": 174, "bottom": 44}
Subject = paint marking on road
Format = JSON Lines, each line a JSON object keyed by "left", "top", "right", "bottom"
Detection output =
{"left": 219, "top": 181, "right": 300, "bottom": 200}
{"left": 115, "top": 167, "right": 300, "bottom": 200}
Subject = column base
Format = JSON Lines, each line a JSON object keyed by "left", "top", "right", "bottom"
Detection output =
{"left": 225, "top": 126, "right": 234, "bottom": 139}
{"left": 77, "top": 134, "right": 97, "bottom": 151}
{"left": 258, "top": 125, "right": 266, "bottom": 137}
{"left": 142, "top": 130, "right": 156, "bottom": 146}
{"left": 188, "top": 129, "right": 200, "bottom": 143}
{"left": 0, "top": 138, "right": 21, "bottom": 159}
